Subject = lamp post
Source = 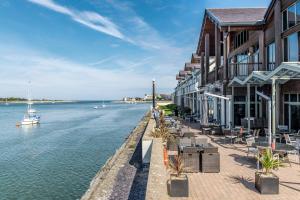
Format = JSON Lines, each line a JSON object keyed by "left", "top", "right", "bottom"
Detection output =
{"left": 256, "top": 91, "right": 272, "bottom": 147}
{"left": 152, "top": 79, "right": 156, "bottom": 109}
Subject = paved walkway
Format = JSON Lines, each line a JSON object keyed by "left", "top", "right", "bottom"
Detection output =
{"left": 146, "top": 122, "right": 300, "bottom": 200}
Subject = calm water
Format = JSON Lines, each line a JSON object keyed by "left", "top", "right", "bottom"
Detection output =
{"left": 0, "top": 101, "right": 149, "bottom": 200}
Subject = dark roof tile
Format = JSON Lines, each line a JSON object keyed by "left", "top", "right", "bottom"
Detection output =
{"left": 207, "top": 8, "right": 267, "bottom": 26}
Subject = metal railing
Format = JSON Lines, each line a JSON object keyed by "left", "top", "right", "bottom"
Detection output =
{"left": 229, "top": 62, "right": 262, "bottom": 79}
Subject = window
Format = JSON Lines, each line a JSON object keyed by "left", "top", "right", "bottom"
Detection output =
{"left": 285, "top": 94, "right": 290, "bottom": 101}
{"left": 234, "top": 96, "right": 246, "bottom": 102}
{"left": 291, "top": 94, "right": 298, "bottom": 102}
{"left": 282, "top": 1, "right": 300, "bottom": 32}
{"left": 267, "top": 42, "right": 275, "bottom": 71}
{"left": 284, "top": 32, "right": 299, "bottom": 61}
{"left": 288, "top": 5, "right": 296, "bottom": 28}
{"left": 297, "top": 3, "right": 300, "bottom": 24}
{"left": 283, "top": 10, "right": 288, "bottom": 31}
{"left": 233, "top": 31, "right": 249, "bottom": 49}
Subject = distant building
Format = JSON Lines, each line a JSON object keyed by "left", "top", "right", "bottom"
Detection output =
{"left": 144, "top": 94, "right": 153, "bottom": 101}
{"left": 144, "top": 93, "right": 171, "bottom": 101}
{"left": 159, "top": 94, "right": 171, "bottom": 101}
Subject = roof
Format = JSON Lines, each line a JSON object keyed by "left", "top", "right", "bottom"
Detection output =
{"left": 184, "top": 63, "right": 201, "bottom": 71}
{"left": 207, "top": 8, "right": 267, "bottom": 26}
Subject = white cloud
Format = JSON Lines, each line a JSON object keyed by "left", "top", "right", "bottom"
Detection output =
{"left": 27, "top": 0, "right": 126, "bottom": 40}
{"left": 0, "top": 47, "right": 175, "bottom": 100}
{"left": 88, "top": 56, "right": 117, "bottom": 66}
{"left": 21, "top": 0, "right": 196, "bottom": 98}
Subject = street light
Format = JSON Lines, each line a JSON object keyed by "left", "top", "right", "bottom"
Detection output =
{"left": 152, "top": 79, "right": 156, "bottom": 109}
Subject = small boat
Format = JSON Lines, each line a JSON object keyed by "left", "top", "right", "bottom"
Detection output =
{"left": 102, "top": 101, "right": 106, "bottom": 108}
{"left": 93, "top": 106, "right": 99, "bottom": 109}
{"left": 5, "top": 98, "right": 9, "bottom": 105}
{"left": 21, "top": 82, "right": 40, "bottom": 126}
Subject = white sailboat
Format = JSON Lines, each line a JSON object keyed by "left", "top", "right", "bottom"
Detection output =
{"left": 21, "top": 82, "right": 40, "bottom": 125}
{"left": 102, "top": 101, "right": 106, "bottom": 108}
{"left": 5, "top": 98, "right": 9, "bottom": 105}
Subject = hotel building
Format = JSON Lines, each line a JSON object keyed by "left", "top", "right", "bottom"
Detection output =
{"left": 173, "top": 0, "right": 300, "bottom": 133}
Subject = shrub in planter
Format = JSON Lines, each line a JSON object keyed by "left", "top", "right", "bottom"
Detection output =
{"left": 168, "top": 155, "right": 189, "bottom": 197}
{"left": 255, "top": 148, "right": 283, "bottom": 194}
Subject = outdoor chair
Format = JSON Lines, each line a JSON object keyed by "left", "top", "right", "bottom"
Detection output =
{"left": 284, "top": 134, "right": 297, "bottom": 146}
{"left": 235, "top": 128, "right": 245, "bottom": 143}
{"left": 296, "top": 139, "right": 300, "bottom": 164}
{"left": 273, "top": 153, "right": 280, "bottom": 170}
{"left": 264, "top": 128, "right": 269, "bottom": 138}
{"left": 245, "top": 137, "right": 257, "bottom": 157}
{"left": 283, "top": 136, "right": 300, "bottom": 164}
{"left": 224, "top": 130, "right": 237, "bottom": 144}
{"left": 251, "top": 129, "right": 259, "bottom": 140}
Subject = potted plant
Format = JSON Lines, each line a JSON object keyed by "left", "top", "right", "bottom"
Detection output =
{"left": 168, "top": 155, "right": 189, "bottom": 197}
{"left": 255, "top": 148, "right": 283, "bottom": 194}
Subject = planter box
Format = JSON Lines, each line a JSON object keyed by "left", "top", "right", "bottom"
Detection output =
{"left": 200, "top": 152, "right": 220, "bottom": 173}
{"left": 255, "top": 172, "right": 279, "bottom": 194}
{"left": 182, "top": 147, "right": 200, "bottom": 172}
{"left": 169, "top": 174, "right": 189, "bottom": 197}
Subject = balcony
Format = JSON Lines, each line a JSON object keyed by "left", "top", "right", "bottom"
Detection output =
{"left": 207, "top": 71, "right": 215, "bottom": 84}
{"left": 229, "top": 62, "right": 262, "bottom": 80}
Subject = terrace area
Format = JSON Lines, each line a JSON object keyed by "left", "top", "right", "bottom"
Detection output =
{"left": 145, "top": 119, "right": 300, "bottom": 200}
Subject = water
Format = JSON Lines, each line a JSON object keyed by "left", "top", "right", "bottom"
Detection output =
{"left": 0, "top": 101, "right": 150, "bottom": 200}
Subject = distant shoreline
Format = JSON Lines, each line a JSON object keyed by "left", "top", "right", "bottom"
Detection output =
{"left": 0, "top": 100, "right": 76, "bottom": 104}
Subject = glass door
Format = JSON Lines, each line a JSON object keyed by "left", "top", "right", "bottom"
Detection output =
{"left": 234, "top": 104, "right": 246, "bottom": 126}
{"left": 290, "top": 105, "right": 300, "bottom": 131}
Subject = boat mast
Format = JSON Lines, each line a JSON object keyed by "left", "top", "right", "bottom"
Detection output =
{"left": 27, "top": 81, "right": 31, "bottom": 112}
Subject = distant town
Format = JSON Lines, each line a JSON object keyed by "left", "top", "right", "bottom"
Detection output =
{"left": 122, "top": 93, "right": 171, "bottom": 103}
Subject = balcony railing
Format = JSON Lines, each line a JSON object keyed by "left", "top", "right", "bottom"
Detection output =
{"left": 229, "top": 62, "right": 262, "bottom": 79}
{"left": 207, "top": 71, "right": 215, "bottom": 84}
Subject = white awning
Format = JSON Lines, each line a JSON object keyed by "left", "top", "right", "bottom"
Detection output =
{"left": 228, "top": 62, "right": 300, "bottom": 86}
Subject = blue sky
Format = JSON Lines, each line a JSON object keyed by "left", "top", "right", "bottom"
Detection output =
{"left": 0, "top": 0, "right": 270, "bottom": 100}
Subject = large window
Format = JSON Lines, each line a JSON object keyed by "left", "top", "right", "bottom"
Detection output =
{"left": 234, "top": 31, "right": 249, "bottom": 49}
{"left": 297, "top": 2, "right": 300, "bottom": 24}
{"left": 267, "top": 42, "right": 275, "bottom": 71}
{"left": 284, "top": 93, "right": 300, "bottom": 131}
{"left": 288, "top": 5, "right": 296, "bottom": 28}
{"left": 283, "top": 1, "right": 300, "bottom": 31}
{"left": 236, "top": 51, "right": 249, "bottom": 76}
{"left": 284, "top": 32, "right": 299, "bottom": 61}
{"left": 283, "top": 10, "right": 288, "bottom": 31}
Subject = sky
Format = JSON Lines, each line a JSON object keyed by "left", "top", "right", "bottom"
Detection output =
{"left": 0, "top": 0, "right": 270, "bottom": 100}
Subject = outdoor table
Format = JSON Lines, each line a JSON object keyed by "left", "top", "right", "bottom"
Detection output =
{"left": 224, "top": 130, "right": 238, "bottom": 144}
{"left": 202, "top": 128, "right": 211, "bottom": 135}
{"left": 293, "top": 135, "right": 300, "bottom": 139}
